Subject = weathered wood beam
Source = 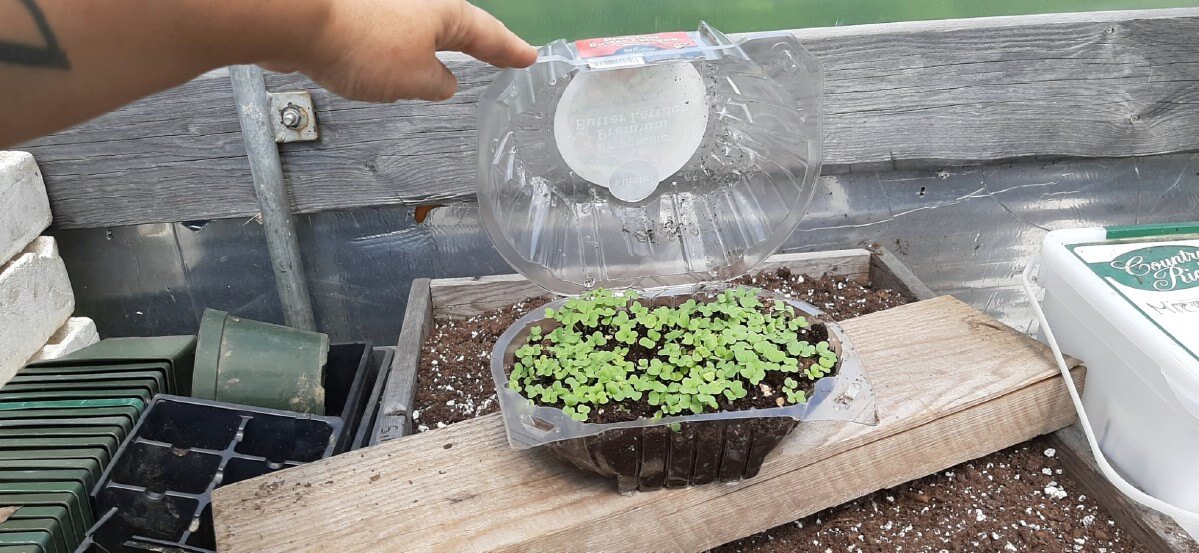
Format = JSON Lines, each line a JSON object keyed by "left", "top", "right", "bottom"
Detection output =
{"left": 21, "top": 9, "right": 1199, "bottom": 228}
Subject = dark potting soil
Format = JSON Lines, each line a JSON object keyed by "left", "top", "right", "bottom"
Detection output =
{"left": 510, "top": 305, "right": 833, "bottom": 426}
{"left": 413, "top": 270, "right": 901, "bottom": 432}
{"left": 713, "top": 436, "right": 1148, "bottom": 553}
{"left": 731, "top": 266, "right": 911, "bottom": 321}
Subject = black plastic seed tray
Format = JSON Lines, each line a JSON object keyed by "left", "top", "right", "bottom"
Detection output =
{"left": 354, "top": 346, "right": 394, "bottom": 450}
{"left": 83, "top": 395, "right": 341, "bottom": 552}
{"left": 323, "top": 343, "right": 373, "bottom": 453}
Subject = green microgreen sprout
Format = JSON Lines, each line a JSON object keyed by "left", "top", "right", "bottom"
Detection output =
{"left": 507, "top": 287, "right": 839, "bottom": 422}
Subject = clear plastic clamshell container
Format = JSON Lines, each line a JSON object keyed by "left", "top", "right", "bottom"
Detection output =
{"left": 477, "top": 23, "right": 824, "bottom": 295}
{"left": 490, "top": 285, "right": 877, "bottom": 492}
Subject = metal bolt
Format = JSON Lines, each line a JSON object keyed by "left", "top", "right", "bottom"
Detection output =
{"left": 279, "top": 105, "right": 304, "bottom": 129}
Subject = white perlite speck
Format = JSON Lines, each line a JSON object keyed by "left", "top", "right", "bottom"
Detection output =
{"left": 1044, "top": 483, "right": 1068, "bottom": 500}
{"left": 975, "top": 510, "right": 987, "bottom": 522}
{"left": 1042, "top": 468, "right": 1053, "bottom": 475}
{"left": 1005, "top": 542, "right": 1018, "bottom": 552}
{"left": 1044, "top": 448, "right": 1056, "bottom": 457}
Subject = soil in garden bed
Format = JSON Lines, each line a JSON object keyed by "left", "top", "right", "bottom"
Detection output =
{"left": 413, "top": 269, "right": 1148, "bottom": 550}
{"left": 413, "top": 270, "right": 908, "bottom": 432}
{"left": 713, "top": 436, "right": 1147, "bottom": 553}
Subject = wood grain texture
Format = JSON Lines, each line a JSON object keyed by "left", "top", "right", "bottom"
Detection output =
{"left": 1050, "top": 426, "right": 1199, "bottom": 553}
{"left": 19, "top": 69, "right": 259, "bottom": 228}
{"left": 213, "top": 297, "right": 1085, "bottom": 552}
{"left": 20, "top": 9, "right": 1199, "bottom": 228}
{"left": 372, "top": 279, "right": 432, "bottom": 443}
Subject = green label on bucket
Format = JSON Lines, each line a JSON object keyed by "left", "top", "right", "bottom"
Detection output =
{"left": 1070, "top": 237, "right": 1199, "bottom": 361}
{"left": 1089, "top": 245, "right": 1199, "bottom": 291}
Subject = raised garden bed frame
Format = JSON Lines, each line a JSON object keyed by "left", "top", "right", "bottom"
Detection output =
{"left": 361, "top": 246, "right": 1194, "bottom": 553}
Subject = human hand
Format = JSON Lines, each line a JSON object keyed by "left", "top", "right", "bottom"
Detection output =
{"left": 266, "top": 0, "right": 537, "bottom": 102}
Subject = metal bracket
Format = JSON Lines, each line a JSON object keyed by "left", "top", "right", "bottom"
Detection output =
{"left": 268, "top": 91, "right": 318, "bottom": 143}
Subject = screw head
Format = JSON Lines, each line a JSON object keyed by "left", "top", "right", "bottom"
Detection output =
{"left": 280, "top": 105, "right": 304, "bottom": 129}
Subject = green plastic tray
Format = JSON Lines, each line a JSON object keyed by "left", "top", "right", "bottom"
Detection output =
{"left": 0, "top": 529, "right": 54, "bottom": 553}
{"left": 0, "top": 545, "right": 43, "bottom": 553}
{"left": 0, "top": 389, "right": 151, "bottom": 404}
{"left": 0, "top": 409, "right": 140, "bottom": 429}
{"left": 26, "top": 336, "right": 194, "bottom": 395}
{"left": 0, "top": 425, "right": 125, "bottom": 447}
{"left": 0, "top": 399, "right": 144, "bottom": 414}
{"left": 16, "top": 362, "right": 169, "bottom": 388}
{"left": 0, "top": 459, "right": 101, "bottom": 490}
{"left": 4, "top": 376, "right": 160, "bottom": 396}
{"left": 0, "top": 483, "right": 91, "bottom": 532}
{"left": 9, "top": 371, "right": 167, "bottom": 396}
{"left": 0, "top": 416, "right": 134, "bottom": 436}
{"left": 0, "top": 519, "right": 66, "bottom": 553}
{"left": 0, "top": 437, "right": 117, "bottom": 461}
{"left": 0, "top": 499, "right": 77, "bottom": 547}
{"left": 1, "top": 507, "right": 73, "bottom": 544}
{"left": 0, "top": 490, "right": 86, "bottom": 544}
{"left": 0, "top": 449, "right": 109, "bottom": 466}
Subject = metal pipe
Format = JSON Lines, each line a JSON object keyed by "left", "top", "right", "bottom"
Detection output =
{"left": 229, "top": 65, "right": 317, "bottom": 331}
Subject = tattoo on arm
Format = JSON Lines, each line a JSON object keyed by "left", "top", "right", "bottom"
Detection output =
{"left": 0, "top": 0, "right": 69, "bottom": 69}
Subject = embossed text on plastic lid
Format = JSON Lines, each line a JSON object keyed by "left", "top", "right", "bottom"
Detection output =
{"left": 477, "top": 23, "right": 824, "bottom": 295}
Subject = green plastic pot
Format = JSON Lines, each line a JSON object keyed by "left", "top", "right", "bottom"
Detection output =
{"left": 194, "top": 309, "right": 329, "bottom": 414}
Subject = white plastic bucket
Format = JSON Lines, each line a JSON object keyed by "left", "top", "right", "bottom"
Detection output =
{"left": 1027, "top": 224, "right": 1199, "bottom": 538}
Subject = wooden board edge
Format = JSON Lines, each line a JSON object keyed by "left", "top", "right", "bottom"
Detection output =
{"left": 372, "top": 279, "right": 432, "bottom": 443}
{"left": 1049, "top": 426, "right": 1199, "bottom": 553}
{"left": 428, "top": 249, "right": 874, "bottom": 291}
{"left": 869, "top": 246, "right": 937, "bottom": 301}
{"left": 429, "top": 273, "right": 531, "bottom": 289}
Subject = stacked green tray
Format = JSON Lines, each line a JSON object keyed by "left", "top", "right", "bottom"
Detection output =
{"left": 0, "top": 337, "right": 195, "bottom": 552}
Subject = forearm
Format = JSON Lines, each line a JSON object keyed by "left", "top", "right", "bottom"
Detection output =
{"left": 0, "top": 0, "right": 330, "bottom": 146}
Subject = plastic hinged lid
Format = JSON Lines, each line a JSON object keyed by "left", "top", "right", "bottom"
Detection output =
{"left": 477, "top": 23, "right": 824, "bottom": 295}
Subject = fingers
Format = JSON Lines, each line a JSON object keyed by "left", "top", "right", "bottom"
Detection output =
{"left": 437, "top": 1, "right": 537, "bottom": 69}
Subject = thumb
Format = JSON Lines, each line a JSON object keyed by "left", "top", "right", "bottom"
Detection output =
{"left": 408, "top": 57, "right": 458, "bottom": 101}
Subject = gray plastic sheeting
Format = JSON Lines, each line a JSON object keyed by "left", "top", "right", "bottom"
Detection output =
{"left": 49, "top": 153, "right": 1199, "bottom": 344}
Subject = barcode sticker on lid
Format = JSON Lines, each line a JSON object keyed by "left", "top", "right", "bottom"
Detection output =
{"left": 576, "top": 32, "right": 696, "bottom": 69}
{"left": 587, "top": 55, "right": 645, "bottom": 69}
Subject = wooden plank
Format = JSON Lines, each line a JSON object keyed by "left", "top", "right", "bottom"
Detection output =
{"left": 213, "top": 296, "right": 1086, "bottom": 552}
{"left": 1049, "top": 426, "right": 1199, "bottom": 553}
{"left": 430, "top": 274, "right": 553, "bottom": 319}
{"left": 869, "top": 246, "right": 936, "bottom": 301}
{"left": 371, "top": 279, "right": 432, "bottom": 443}
{"left": 748, "top": 249, "right": 869, "bottom": 279}
{"left": 19, "top": 69, "right": 258, "bottom": 228}
{"left": 20, "top": 9, "right": 1199, "bottom": 228}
